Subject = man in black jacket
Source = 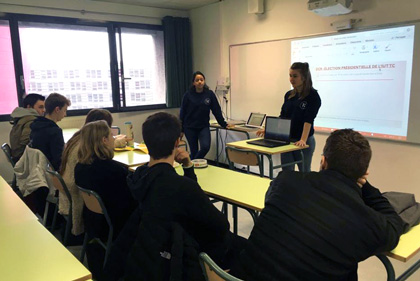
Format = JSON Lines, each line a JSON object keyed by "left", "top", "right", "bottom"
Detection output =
{"left": 231, "top": 129, "right": 404, "bottom": 281}
{"left": 105, "top": 112, "right": 243, "bottom": 281}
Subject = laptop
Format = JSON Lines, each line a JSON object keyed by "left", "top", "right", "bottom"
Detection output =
{"left": 237, "top": 112, "right": 266, "bottom": 129}
{"left": 247, "top": 117, "right": 291, "bottom": 148}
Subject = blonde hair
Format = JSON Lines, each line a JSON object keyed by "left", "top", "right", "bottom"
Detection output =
{"left": 78, "top": 120, "right": 114, "bottom": 164}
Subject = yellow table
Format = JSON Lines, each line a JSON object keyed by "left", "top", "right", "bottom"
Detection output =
{"left": 377, "top": 224, "right": 420, "bottom": 281}
{"left": 113, "top": 149, "right": 150, "bottom": 167}
{"left": 0, "top": 177, "right": 91, "bottom": 281}
{"left": 227, "top": 138, "right": 308, "bottom": 178}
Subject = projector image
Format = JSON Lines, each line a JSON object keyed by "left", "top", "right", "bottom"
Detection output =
{"left": 308, "top": 0, "right": 353, "bottom": 16}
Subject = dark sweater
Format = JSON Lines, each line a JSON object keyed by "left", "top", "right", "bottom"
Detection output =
{"left": 180, "top": 88, "right": 227, "bottom": 131}
{"left": 280, "top": 88, "right": 321, "bottom": 140}
{"left": 231, "top": 170, "right": 404, "bottom": 281}
{"left": 128, "top": 163, "right": 230, "bottom": 257}
{"left": 75, "top": 158, "right": 137, "bottom": 239}
{"left": 30, "top": 117, "right": 64, "bottom": 170}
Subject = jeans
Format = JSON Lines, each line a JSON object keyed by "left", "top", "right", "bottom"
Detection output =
{"left": 184, "top": 127, "right": 211, "bottom": 160}
{"left": 281, "top": 135, "right": 316, "bottom": 172}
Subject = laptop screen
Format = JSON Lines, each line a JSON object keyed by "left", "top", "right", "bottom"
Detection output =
{"left": 247, "top": 113, "right": 266, "bottom": 126}
{"left": 265, "top": 117, "right": 291, "bottom": 142}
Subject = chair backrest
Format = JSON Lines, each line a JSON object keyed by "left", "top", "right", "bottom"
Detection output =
{"left": 111, "top": 126, "right": 120, "bottom": 136}
{"left": 45, "top": 164, "right": 72, "bottom": 206}
{"left": 225, "top": 147, "right": 263, "bottom": 176}
{"left": 77, "top": 185, "right": 113, "bottom": 230}
{"left": 2, "top": 143, "right": 15, "bottom": 167}
{"left": 199, "top": 252, "right": 243, "bottom": 281}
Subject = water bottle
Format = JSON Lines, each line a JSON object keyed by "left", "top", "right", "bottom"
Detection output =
{"left": 125, "top": 121, "right": 134, "bottom": 147}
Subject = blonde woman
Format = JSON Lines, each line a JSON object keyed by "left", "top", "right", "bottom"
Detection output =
{"left": 75, "top": 120, "right": 136, "bottom": 239}
{"left": 60, "top": 109, "right": 115, "bottom": 236}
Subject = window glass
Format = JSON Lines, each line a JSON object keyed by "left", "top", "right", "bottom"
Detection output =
{"left": 0, "top": 20, "right": 19, "bottom": 114}
{"left": 18, "top": 22, "right": 112, "bottom": 110}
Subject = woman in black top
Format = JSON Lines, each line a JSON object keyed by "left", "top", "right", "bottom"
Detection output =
{"left": 75, "top": 120, "right": 137, "bottom": 239}
{"left": 258, "top": 62, "right": 321, "bottom": 172}
{"left": 180, "top": 71, "right": 232, "bottom": 159}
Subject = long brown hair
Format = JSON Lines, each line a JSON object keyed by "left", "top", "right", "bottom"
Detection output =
{"left": 60, "top": 109, "right": 113, "bottom": 174}
{"left": 78, "top": 120, "right": 114, "bottom": 165}
{"left": 288, "top": 62, "right": 313, "bottom": 100}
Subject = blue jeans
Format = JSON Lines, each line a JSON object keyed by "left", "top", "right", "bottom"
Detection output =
{"left": 184, "top": 127, "right": 211, "bottom": 160}
{"left": 281, "top": 135, "right": 316, "bottom": 172}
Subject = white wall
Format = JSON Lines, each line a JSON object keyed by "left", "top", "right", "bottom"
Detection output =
{"left": 0, "top": 0, "right": 186, "bottom": 182}
{"left": 190, "top": 0, "right": 420, "bottom": 199}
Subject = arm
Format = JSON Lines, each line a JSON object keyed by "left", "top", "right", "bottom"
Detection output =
{"left": 295, "top": 122, "right": 311, "bottom": 147}
{"left": 175, "top": 148, "right": 197, "bottom": 182}
{"left": 210, "top": 91, "right": 227, "bottom": 128}
{"left": 49, "top": 128, "right": 65, "bottom": 171}
{"left": 361, "top": 181, "right": 404, "bottom": 252}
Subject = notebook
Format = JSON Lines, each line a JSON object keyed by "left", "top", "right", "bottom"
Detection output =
{"left": 237, "top": 112, "right": 266, "bottom": 129}
{"left": 247, "top": 117, "right": 291, "bottom": 148}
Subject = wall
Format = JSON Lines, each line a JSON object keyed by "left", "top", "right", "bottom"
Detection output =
{"left": 190, "top": 0, "right": 420, "bottom": 198}
{"left": 0, "top": 0, "right": 186, "bottom": 182}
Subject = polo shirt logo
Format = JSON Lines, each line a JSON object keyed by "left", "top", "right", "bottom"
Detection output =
{"left": 300, "top": 101, "right": 307, "bottom": 109}
{"left": 204, "top": 98, "right": 211, "bottom": 105}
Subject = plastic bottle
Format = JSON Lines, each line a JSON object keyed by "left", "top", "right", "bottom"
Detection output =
{"left": 125, "top": 121, "right": 134, "bottom": 147}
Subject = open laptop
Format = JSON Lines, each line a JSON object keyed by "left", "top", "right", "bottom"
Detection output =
{"left": 237, "top": 112, "right": 266, "bottom": 129}
{"left": 247, "top": 117, "right": 291, "bottom": 148}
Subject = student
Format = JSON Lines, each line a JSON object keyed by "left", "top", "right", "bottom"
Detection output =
{"left": 231, "top": 129, "right": 404, "bottom": 281}
{"left": 258, "top": 62, "right": 321, "bottom": 172}
{"left": 74, "top": 120, "right": 136, "bottom": 239}
{"left": 9, "top": 93, "right": 45, "bottom": 163}
{"left": 112, "top": 112, "right": 243, "bottom": 280}
{"left": 60, "top": 108, "right": 122, "bottom": 236}
{"left": 30, "top": 92, "right": 70, "bottom": 171}
{"left": 180, "top": 71, "right": 232, "bottom": 159}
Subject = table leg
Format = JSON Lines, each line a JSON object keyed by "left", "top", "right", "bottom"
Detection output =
{"left": 396, "top": 259, "right": 420, "bottom": 281}
{"left": 300, "top": 149, "right": 305, "bottom": 173}
{"left": 233, "top": 205, "right": 238, "bottom": 235}
{"left": 215, "top": 128, "right": 219, "bottom": 165}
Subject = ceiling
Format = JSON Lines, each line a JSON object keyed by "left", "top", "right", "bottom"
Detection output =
{"left": 89, "top": 0, "right": 221, "bottom": 10}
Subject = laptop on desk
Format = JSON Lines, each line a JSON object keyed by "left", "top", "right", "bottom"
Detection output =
{"left": 247, "top": 117, "right": 291, "bottom": 148}
{"left": 237, "top": 112, "right": 266, "bottom": 129}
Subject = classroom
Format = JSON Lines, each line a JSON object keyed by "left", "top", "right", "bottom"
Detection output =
{"left": 1, "top": 0, "right": 420, "bottom": 280}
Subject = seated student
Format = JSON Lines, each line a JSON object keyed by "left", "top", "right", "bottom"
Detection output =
{"left": 114, "top": 112, "right": 244, "bottom": 280}
{"left": 75, "top": 120, "right": 136, "bottom": 240}
{"left": 9, "top": 93, "right": 45, "bottom": 163}
{"left": 230, "top": 129, "right": 404, "bottom": 281}
{"left": 30, "top": 92, "right": 70, "bottom": 170}
{"left": 60, "top": 108, "right": 126, "bottom": 236}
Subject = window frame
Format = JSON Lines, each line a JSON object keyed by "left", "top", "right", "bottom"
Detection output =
{"left": 0, "top": 13, "right": 167, "bottom": 121}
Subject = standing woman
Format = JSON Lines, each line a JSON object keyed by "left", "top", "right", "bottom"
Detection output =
{"left": 259, "top": 62, "right": 321, "bottom": 172}
{"left": 180, "top": 71, "right": 231, "bottom": 159}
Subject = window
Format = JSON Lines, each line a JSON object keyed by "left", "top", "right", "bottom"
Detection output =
{"left": 0, "top": 20, "right": 19, "bottom": 115}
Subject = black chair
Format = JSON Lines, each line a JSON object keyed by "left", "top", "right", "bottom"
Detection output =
{"left": 77, "top": 185, "right": 114, "bottom": 268}
{"left": 46, "top": 164, "right": 73, "bottom": 246}
{"left": 1, "top": 143, "right": 18, "bottom": 194}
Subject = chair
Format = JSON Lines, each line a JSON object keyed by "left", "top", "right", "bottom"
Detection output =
{"left": 77, "top": 185, "right": 114, "bottom": 268}
{"left": 1, "top": 143, "right": 18, "bottom": 193}
{"left": 199, "top": 252, "right": 243, "bottom": 281}
{"left": 225, "top": 147, "right": 263, "bottom": 234}
{"left": 45, "top": 164, "right": 72, "bottom": 246}
{"left": 110, "top": 126, "right": 120, "bottom": 136}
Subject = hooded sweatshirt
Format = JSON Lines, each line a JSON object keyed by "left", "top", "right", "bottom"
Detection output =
{"left": 128, "top": 163, "right": 230, "bottom": 261}
{"left": 9, "top": 107, "right": 39, "bottom": 163}
{"left": 30, "top": 117, "right": 64, "bottom": 171}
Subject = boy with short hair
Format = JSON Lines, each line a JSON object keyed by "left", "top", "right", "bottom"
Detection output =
{"left": 9, "top": 93, "right": 45, "bottom": 162}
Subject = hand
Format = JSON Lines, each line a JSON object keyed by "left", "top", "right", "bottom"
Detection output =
{"left": 294, "top": 139, "right": 307, "bottom": 147}
{"left": 357, "top": 171, "right": 369, "bottom": 188}
{"left": 114, "top": 134, "right": 127, "bottom": 148}
{"left": 226, "top": 124, "right": 235, "bottom": 129}
{"left": 175, "top": 148, "right": 193, "bottom": 167}
{"left": 256, "top": 129, "right": 265, "bottom": 137}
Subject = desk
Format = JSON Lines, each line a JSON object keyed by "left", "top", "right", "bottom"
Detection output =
{"left": 113, "top": 149, "right": 150, "bottom": 167}
{"left": 0, "top": 176, "right": 92, "bottom": 281}
{"left": 210, "top": 123, "right": 259, "bottom": 165}
{"left": 227, "top": 138, "right": 308, "bottom": 179}
{"left": 377, "top": 224, "right": 420, "bottom": 281}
